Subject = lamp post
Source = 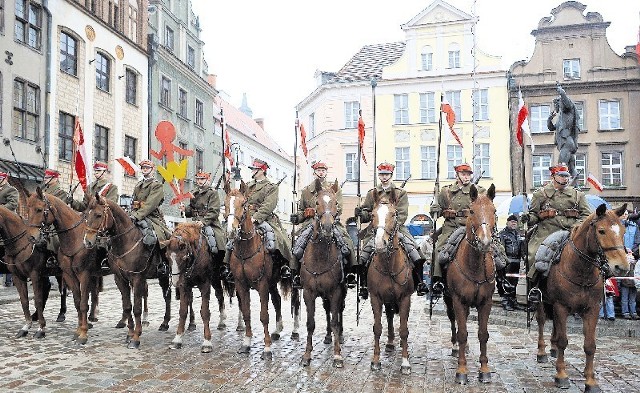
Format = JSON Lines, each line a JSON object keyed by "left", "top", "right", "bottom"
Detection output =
{"left": 119, "top": 194, "right": 133, "bottom": 212}
{"left": 230, "top": 143, "right": 242, "bottom": 186}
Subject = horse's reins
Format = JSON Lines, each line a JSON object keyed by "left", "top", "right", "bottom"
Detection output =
{"left": 84, "top": 203, "right": 136, "bottom": 245}
{"left": 372, "top": 209, "right": 411, "bottom": 287}
{"left": 453, "top": 215, "right": 497, "bottom": 298}
{"left": 303, "top": 209, "right": 343, "bottom": 280}
{"left": 0, "top": 227, "right": 36, "bottom": 265}
{"left": 172, "top": 231, "right": 205, "bottom": 280}
{"left": 229, "top": 198, "right": 267, "bottom": 285}
{"left": 29, "top": 195, "right": 87, "bottom": 260}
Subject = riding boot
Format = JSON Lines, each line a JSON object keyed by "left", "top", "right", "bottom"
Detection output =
{"left": 358, "top": 265, "right": 369, "bottom": 300}
{"left": 431, "top": 276, "right": 445, "bottom": 298}
{"left": 157, "top": 257, "right": 168, "bottom": 277}
{"left": 345, "top": 266, "right": 357, "bottom": 289}
{"left": 292, "top": 270, "right": 302, "bottom": 289}
{"left": 412, "top": 261, "right": 428, "bottom": 296}
{"left": 100, "top": 257, "right": 110, "bottom": 273}
{"left": 220, "top": 251, "right": 234, "bottom": 283}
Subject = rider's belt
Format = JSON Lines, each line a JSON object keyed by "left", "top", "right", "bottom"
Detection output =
{"left": 539, "top": 208, "right": 579, "bottom": 220}
{"left": 442, "top": 209, "right": 469, "bottom": 219}
{"left": 132, "top": 200, "right": 145, "bottom": 210}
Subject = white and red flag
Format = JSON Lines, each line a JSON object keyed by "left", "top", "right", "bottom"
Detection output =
{"left": 116, "top": 156, "right": 139, "bottom": 176}
{"left": 516, "top": 89, "right": 535, "bottom": 153}
{"left": 73, "top": 117, "right": 89, "bottom": 191}
{"left": 357, "top": 114, "right": 367, "bottom": 164}
{"left": 587, "top": 172, "right": 604, "bottom": 192}
{"left": 441, "top": 99, "right": 462, "bottom": 147}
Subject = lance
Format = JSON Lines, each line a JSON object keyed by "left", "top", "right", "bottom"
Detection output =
{"left": 355, "top": 109, "right": 364, "bottom": 326}
{"left": 429, "top": 93, "right": 445, "bottom": 319}
{"left": 400, "top": 174, "right": 411, "bottom": 188}
{"left": 291, "top": 112, "right": 300, "bottom": 318}
{"left": 214, "top": 108, "right": 227, "bottom": 190}
{"left": 519, "top": 87, "right": 533, "bottom": 330}
{"left": 3, "top": 138, "right": 26, "bottom": 189}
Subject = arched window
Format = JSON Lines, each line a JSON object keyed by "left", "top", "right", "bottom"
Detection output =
{"left": 95, "top": 51, "right": 111, "bottom": 92}
{"left": 60, "top": 31, "right": 78, "bottom": 75}
{"left": 420, "top": 46, "right": 433, "bottom": 71}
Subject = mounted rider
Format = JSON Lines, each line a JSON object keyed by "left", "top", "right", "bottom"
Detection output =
{"left": 354, "top": 162, "right": 427, "bottom": 299}
{"left": 130, "top": 159, "right": 172, "bottom": 276}
{"left": 40, "top": 169, "right": 67, "bottom": 258}
{"left": 288, "top": 160, "right": 355, "bottom": 288}
{"left": 67, "top": 161, "right": 119, "bottom": 211}
{"left": 521, "top": 163, "right": 591, "bottom": 304}
{"left": 430, "top": 162, "right": 486, "bottom": 297}
{"left": 179, "top": 171, "right": 227, "bottom": 279}
{"left": 0, "top": 171, "right": 19, "bottom": 285}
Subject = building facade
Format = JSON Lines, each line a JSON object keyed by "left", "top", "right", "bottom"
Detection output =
{"left": 509, "top": 1, "right": 640, "bottom": 206}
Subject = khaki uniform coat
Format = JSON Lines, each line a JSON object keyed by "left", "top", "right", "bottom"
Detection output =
{"left": 42, "top": 183, "right": 69, "bottom": 253}
{"left": 0, "top": 184, "right": 19, "bottom": 211}
{"left": 131, "top": 177, "right": 171, "bottom": 242}
{"left": 184, "top": 186, "right": 225, "bottom": 249}
{"left": 71, "top": 178, "right": 119, "bottom": 211}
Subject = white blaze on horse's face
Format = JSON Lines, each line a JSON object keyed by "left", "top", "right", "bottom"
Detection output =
{"left": 322, "top": 194, "right": 331, "bottom": 206}
{"left": 610, "top": 223, "right": 621, "bottom": 238}
{"left": 169, "top": 251, "right": 180, "bottom": 276}
{"left": 226, "top": 196, "right": 236, "bottom": 234}
{"left": 375, "top": 204, "right": 389, "bottom": 250}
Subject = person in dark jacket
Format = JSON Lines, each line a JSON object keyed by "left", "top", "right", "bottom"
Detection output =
{"left": 0, "top": 171, "right": 19, "bottom": 286}
{"left": 497, "top": 214, "right": 524, "bottom": 311}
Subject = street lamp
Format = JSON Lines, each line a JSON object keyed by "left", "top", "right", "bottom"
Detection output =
{"left": 119, "top": 194, "right": 133, "bottom": 211}
{"left": 230, "top": 143, "right": 242, "bottom": 183}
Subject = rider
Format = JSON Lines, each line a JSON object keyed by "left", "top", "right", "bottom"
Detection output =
{"left": 179, "top": 171, "right": 228, "bottom": 280}
{"left": 130, "top": 159, "right": 172, "bottom": 276}
{"left": 0, "top": 171, "right": 19, "bottom": 286}
{"left": 42, "top": 169, "right": 68, "bottom": 200}
{"left": 289, "top": 161, "right": 355, "bottom": 288}
{"left": 497, "top": 214, "right": 524, "bottom": 311}
{"left": 429, "top": 162, "right": 485, "bottom": 297}
{"left": 354, "top": 162, "right": 427, "bottom": 299}
{"left": 67, "top": 161, "right": 119, "bottom": 211}
{"left": 521, "top": 163, "right": 591, "bottom": 304}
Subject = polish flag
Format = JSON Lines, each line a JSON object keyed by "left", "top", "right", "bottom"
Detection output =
{"left": 116, "top": 156, "right": 139, "bottom": 176}
{"left": 358, "top": 114, "right": 367, "bottom": 164}
{"left": 73, "top": 117, "right": 89, "bottom": 191}
{"left": 516, "top": 89, "right": 535, "bottom": 153}
{"left": 441, "top": 99, "right": 462, "bottom": 147}
{"left": 299, "top": 122, "right": 308, "bottom": 158}
{"left": 587, "top": 172, "right": 604, "bottom": 192}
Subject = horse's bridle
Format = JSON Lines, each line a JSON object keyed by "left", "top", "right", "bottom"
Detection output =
{"left": 172, "top": 232, "right": 204, "bottom": 279}
{"left": 0, "top": 226, "right": 35, "bottom": 263}
{"left": 84, "top": 203, "right": 136, "bottom": 246}
{"left": 28, "top": 195, "right": 85, "bottom": 236}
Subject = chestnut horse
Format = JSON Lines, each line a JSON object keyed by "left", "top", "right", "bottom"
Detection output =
{"left": 368, "top": 189, "right": 414, "bottom": 374}
{"left": 299, "top": 180, "right": 347, "bottom": 368}
{"left": 82, "top": 195, "right": 172, "bottom": 349}
{"left": 535, "top": 203, "right": 628, "bottom": 392}
{"left": 224, "top": 181, "right": 291, "bottom": 359}
{"left": 443, "top": 183, "right": 497, "bottom": 385}
{"left": 25, "top": 189, "right": 101, "bottom": 344}
{"left": 163, "top": 222, "right": 233, "bottom": 352}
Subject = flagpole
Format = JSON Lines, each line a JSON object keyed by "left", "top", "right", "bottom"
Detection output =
{"left": 355, "top": 108, "right": 364, "bottom": 325}
{"left": 221, "top": 108, "right": 226, "bottom": 181}
{"left": 371, "top": 78, "right": 377, "bottom": 188}
{"left": 291, "top": 110, "right": 300, "bottom": 319}
{"left": 69, "top": 117, "right": 78, "bottom": 197}
{"left": 429, "top": 92, "right": 445, "bottom": 319}
{"left": 520, "top": 87, "right": 532, "bottom": 330}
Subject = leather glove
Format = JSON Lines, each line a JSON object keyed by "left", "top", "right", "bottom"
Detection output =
{"left": 520, "top": 213, "right": 530, "bottom": 224}
{"left": 354, "top": 206, "right": 362, "bottom": 218}
{"left": 429, "top": 204, "right": 441, "bottom": 215}
{"left": 303, "top": 208, "right": 315, "bottom": 218}
{"left": 290, "top": 214, "right": 299, "bottom": 225}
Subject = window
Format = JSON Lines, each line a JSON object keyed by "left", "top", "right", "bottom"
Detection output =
{"left": 473, "top": 89, "right": 489, "bottom": 121}
{"left": 124, "top": 135, "right": 137, "bottom": 164}
{"left": 15, "top": 0, "right": 42, "bottom": 50}
{"left": 58, "top": 112, "right": 74, "bottom": 161}
{"left": 344, "top": 101, "right": 359, "bottom": 129}
{"left": 473, "top": 143, "right": 490, "bottom": 177}
{"left": 12, "top": 79, "right": 39, "bottom": 141}
{"left": 394, "top": 94, "right": 409, "bottom": 125}
{"left": 85, "top": 0, "right": 96, "bottom": 14}
{"left": 95, "top": 52, "right": 110, "bottom": 92}
{"left": 446, "top": 145, "right": 463, "bottom": 179}
{"left": 420, "top": 146, "right": 436, "bottom": 180}
{"left": 529, "top": 105, "right": 551, "bottom": 133}
{"left": 445, "top": 91, "right": 461, "bottom": 122}
{"left": 419, "top": 92, "right": 436, "bottom": 123}
{"left": 195, "top": 149, "right": 204, "bottom": 173}
{"left": 109, "top": 1, "right": 120, "bottom": 30}
{"left": 128, "top": 5, "right": 138, "bottom": 42}
{"left": 94, "top": 124, "right": 109, "bottom": 162}
{"left": 448, "top": 44, "right": 460, "bottom": 68}
{"left": 575, "top": 101, "right": 584, "bottom": 131}
{"left": 598, "top": 100, "right": 621, "bottom": 130}
{"left": 563, "top": 59, "right": 580, "bottom": 80}
{"left": 345, "top": 152, "right": 358, "bottom": 181}
{"left": 125, "top": 69, "right": 137, "bottom": 105}
{"left": 165, "top": 25, "right": 174, "bottom": 52}
{"left": 160, "top": 76, "right": 171, "bottom": 107}
{"left": 178, "top": 88, "right": 187, "bottom": 117}
{"left": 195, "top": 99, "right": 204, "bottom": 127}
{"left": 187, "top": 46, "right": 195, "bottom": 69}
{"left": 421, "top": 46, "right": 433, "bottom": 71}
{"left": 60, "top": 32, "right": 77, "bottom": 75}
{"left": 1, "top": 0, "right": 5, "bottom": 34}
{"left": 395, "top": 147, "right": 410, "bottom": 181}
{"left": 309, "top": 113, "right": 315, "bottom": 138}
{"left": 532, "top": 154, "right": 552, "bottom": 187}
{"left": 574, "top": 153, "right": 586, "bottom": 187}
{"left": 601, "top": 151, "right": 622, "bottom": 187}
{"left": 179, "top": 141, "right": 188, "bottom": 160}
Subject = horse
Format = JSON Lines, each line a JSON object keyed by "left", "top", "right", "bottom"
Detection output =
{"left": 82, "top": 194, "right": 173, "bottom": 349}
{"left": 25, "top": 188, "right": 102, "bottom": 344}
{"left": 534, "top": 203, "right": 629, "bottom": 392}
{"left": 298, "top": 180, "right": 347, "bottom": 368}
{"left": 442, "top": 183, "right": 497, "bottom": 385}
{"left": 163, "top": 221, "right": 234, "bottom": 352}
{"left": 367, "top": 188, "right": 414, "bottom": 374}
{"left": 224, "top": 181, "right": 291, "bottom": 359}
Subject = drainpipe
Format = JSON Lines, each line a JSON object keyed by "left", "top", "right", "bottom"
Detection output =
{"left": 43, "top": 0, "right": 52, "bottom": 168}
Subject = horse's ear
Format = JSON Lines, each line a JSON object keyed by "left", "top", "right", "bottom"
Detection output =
{"left": 596, "top": 203, "right": 607, "bottom": 217}
{"left": 470, "top": 184, "right": 478, "bottom": 202}
{"left": 331, "top": 179, "right": 339, "bottom": 194}
{"left": 487, "top": 184, "right": 496, "bottom": 201}
{"left": 24, "top": 188, "right": 31, "bottom": 198}
{"left": 36, "top": 186, "right": 43, "bottom": 199}
{"left": 239, "top": 180, "right": 247, "bottom": 195}
{"left": 614, "top": 203, "right": 627, "bottom": 217}
{"left": 223, "top": 180, "right": 230, "bottom": 194}
{"left": 314, "top": 178, "right": 322, "bottom": 193}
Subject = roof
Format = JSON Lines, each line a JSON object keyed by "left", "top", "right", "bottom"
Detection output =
{"left": 327, "top": 42, "right": 406, "bottom": 84}
{"left": 215, "top": 97, "right": 292, "bottom": 163}
{"left": 0, "top": 158, "right": 44, "bottom": 182}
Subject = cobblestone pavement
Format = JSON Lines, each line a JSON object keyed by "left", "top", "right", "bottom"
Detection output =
{"left": 0, "top": 279, "right": 638, "bottom": 392}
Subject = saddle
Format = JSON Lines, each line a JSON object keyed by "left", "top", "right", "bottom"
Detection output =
{"left": 534, "top": 230, "right": 570, "bottom": 277}
{"left": 437, "top": 227, "right": 466, "bottom": 266}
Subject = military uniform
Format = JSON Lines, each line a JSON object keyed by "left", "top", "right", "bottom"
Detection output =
{"left": 42, "top": 182, "right": 68, "bottom": 201}
{"left": 131, "top": 176, "right": 171, "bottom": 244}
{"left": 71, "top": 177, "right": 119, "bottom": 211}
{"left": 41, "top": 169, "right": 67, "bottom": 256}
{"left": 0, "top": 182, "right": 19, "bottom": 211}
{"left": 185, "top": 185, "right": 225, "bottom": 252}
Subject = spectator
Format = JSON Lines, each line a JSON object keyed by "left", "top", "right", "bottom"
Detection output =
{"left": 619, "top": 250, "right": 637, "bottom": 320}
{"left": 599, "top": 278, "right": 618, "bottom": 321}
{"left": 622, "top": 210, "right": 637, "bottom": 252}
{"left": 497, "top": 214, "right": 524, "bottom": 311}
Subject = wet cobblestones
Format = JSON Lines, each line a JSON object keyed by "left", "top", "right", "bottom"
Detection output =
{"left": 0, "top": 281, "right": 638, "bottom": 392}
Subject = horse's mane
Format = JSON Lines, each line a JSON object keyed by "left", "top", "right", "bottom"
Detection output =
{"left": 228, "top": 189, "right": 245, "bottom": 198}
{"left": 38, "top": 192, "right": 81, "bottom": 217}
{"left": 173, "top": 222, "right": 202, "bottom": 242}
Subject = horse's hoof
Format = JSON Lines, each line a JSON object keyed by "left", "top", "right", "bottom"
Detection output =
{"left": 270, "top": 333, "right": 280, "bottom": 341}
{"left": 555, "top": 377, "right": 570, "bottom": 389}
{"left": 88, "top": 316, "right": 98, "bottom": 322}
{"left": 370, "top": 362, "right": 381, "bottom": 371}
{"left": 401, "top": 365, "right": 411, "bottom": 375}
{"left": 169, "top": 342, "right": 182, "bottom": 350}
{"left": 237, "top": 345, "right": 250, "bottom": 354}
{"left": 584, "top": 384, "right": 601, "bottom": 393}
{"left": 334, "top": 358, "right": 344, "bottom": 368}
{"left": 339, "top": 335, "right": 344, "bottom": 344}
{"left": 158, "top": 323, "right": 169, "bottom": 332}
{"left": 455, "top": 372, "right": 468, "bottom": 385}
{"left": 201, "top": 345, "right": 212, "bottom": 354}
{"left": 56, "top": 313, "right": 65, "bottom": 323}
{"left": 127, "top": 340, "right": 141, "bottom": 350}
{"left": 15, "top": 329, "right": 28, "bottom": 338}
{"left": 385, "top": 343, "right": 395, "bottom": 352}
{"left": 236, "top": 325, "right": 245, "bottom": 332}
{"left": 217, "top": 323, "right": 226, "bottom": 331}
{"left": 72, "top": 332, "right": 79, "bottom": 340}
{"left": 187, "top": 323, "right": 196, "bottom": 332}
{"left": 301, "top": 357, "right": 311, "bottom": 367}
{"left": 291, "top": 332, "right": 300, "bottom": 340}
{"left": 87, "top": 322, "right": 93, "bottom": 329}
{"left": 261, "top": 351, "right": 272, "bottom": 360}
{"left": 478, "top": 371, "right": 492, "bottom": 383}
{"left": 34, "top": 330, "right": 46, "bottom": 339}
{"left": 77, "top": 336, "right": 88, "bottom": 345}
{"left": 141, "top": 321, "right": 149, "bottom": 328}
{"left": 537, "top": 354, "right": 548, "bottom": 363}
{"left": 115, "top": 321, "right": 126, "bottom": 329}
{"left": 550, "top": 348, "right": 558, "bottom": 358}
{"left": 323, "top": 335, "right": 332, "bottom": 345}
{"left": 451, "top": 348, "right": 459, "bottom": 357}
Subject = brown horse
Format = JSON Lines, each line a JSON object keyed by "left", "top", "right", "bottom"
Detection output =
{"left": 299, "top": 180, "right": 347, "bottom": 368}
{"left": 535, "top": 203, "right": 628, "bottom": 392}
{"left": 82, "top": 194, "right": 172, "bottom": 349}
{"left": 163, "top": 222, "right": 233, "bottom": 352}
{"left": 224, "top": 181, "right": 291, "bottom": 359}
{"left": 368, "top": 189, "right": 414, "bottom": 374}
{"left": 443, "top": 183, "right": 497, "bottom": 385}
{"left": 25, "top": 188, "right": 101, "bottom": 344}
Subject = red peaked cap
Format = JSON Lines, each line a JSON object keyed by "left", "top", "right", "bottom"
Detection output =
{"left": 454, "top": 162, "right": 473, "bottom": 173}
{"left": 549, "top": 163, "right": 570, "bottom": 176}
{"left": 249, "top": 159, "right": 269, "bottom": 173}
{"left": 311, "top": 161, "right": 328, "bottom": 170}
{"left": 93, "top": 161, "right": 108, "bottom": 171}
{"left": 377, "top": 162, "right": 395, "bottom": 174}
{"left": 139, "top": 159, "right": 154, "bottom": 168}
{"left": 195, "top": 171, "right": 211, "bottom": 179}
{"left": 44, "top": 169, "right": 60, "bottom": 178}
{"left": 0, "top": 171, "right": 8, "bottom": 180}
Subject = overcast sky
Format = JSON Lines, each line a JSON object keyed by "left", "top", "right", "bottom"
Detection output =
{"left": 191, "top": 0, "right": 640, "bottom": 156}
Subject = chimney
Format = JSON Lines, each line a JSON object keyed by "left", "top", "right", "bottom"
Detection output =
{"left": 207, "top": 74, "right": 217, "bottom": 89}
{"left": 255, "top": 118, "right": 264, "bottom": 130}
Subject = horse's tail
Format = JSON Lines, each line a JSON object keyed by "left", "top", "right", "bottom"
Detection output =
{"left": 222, "top": 279, "right": 235, "bottom": 300}
{"left": 291, "top": 286, "right": 301, "bottom": 318}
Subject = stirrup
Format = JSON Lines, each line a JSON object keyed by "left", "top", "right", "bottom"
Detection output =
{"left": 46, "top": 256, "right": 58, "bottom": 268}
{"left": 528, "top": 287, "right": 542, "bottom": 304}
{"left": 431, "top": 281, "right": 444, "bottom": 296}
{"left": 416, "top": 282, "right": 428, "bottom": 296}
{"left": 345, "top": 273, "right": 357, "bottom": 289}
{"left": 358, "top": 286, "right": 369, "bottom": 300}
{"left": 280, "top": 265, "right": 292, "bottom": 279}
{"left": 292, "top": 275, "right": 302, "bottom": 289}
